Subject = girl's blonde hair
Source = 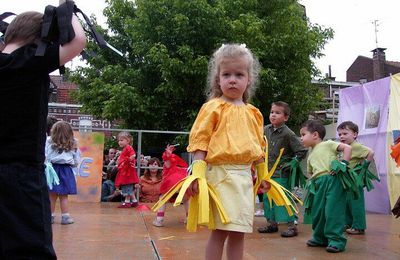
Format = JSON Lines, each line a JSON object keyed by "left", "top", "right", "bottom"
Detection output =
{"left": 50, "top": 121, "right": 76, "bottom": 152}
{"left": 206, "top": 43, "right": 261, "bottom": 103}
{"left": 117, "top": 131, "right": 132, "bottom": 145}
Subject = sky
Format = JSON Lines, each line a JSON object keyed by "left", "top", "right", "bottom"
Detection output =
{"left": 2, "top": 0, "right": 400, "bottom": 81}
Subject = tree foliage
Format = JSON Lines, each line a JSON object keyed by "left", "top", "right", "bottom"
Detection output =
{"left": 72, "top": 0, "right": 333, "bottom": 139}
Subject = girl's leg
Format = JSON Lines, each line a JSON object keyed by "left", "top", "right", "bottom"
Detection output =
{"left": 153, "top": 201, "right": 166, "bottom": 227}
{"left": 60, "top": 195, "right": 74, "bottom": 224}
{"left": 49, "top": 192, "right": 58, "bottom": 214}
{"left": 183, "top": 199, "right": 189, "bottom": 223}
{"left": 226, "top": 231, "right": 244, "bottom": 260}
{"left": 124, "top": 194, "right": 131, "bottom": 204}
{"left": 130, "top": 192, "right": 138, "bottom": 206}
{"left": 59, "top": 194, "right": 69, "bottom": 214}
{"left": 205, "top": 230, "right": 228, "bottom": 260}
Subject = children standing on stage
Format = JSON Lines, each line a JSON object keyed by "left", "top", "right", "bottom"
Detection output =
{"left": 186, "top": 44, "right": 269, "bottom": 260}
{"left": 115, "top": 131, "right": 139, "bottom": 208}
{"left": 300, "top": 120, "right": 352, "bottom": 253}
{"left": 46, "top": 121, "right": 80, "bottom": 225}
{"left": 337, "top": 121, "right": 375, "bottom": 235}
{"left": 258, "top": 101, "right": 307, "bottom": 237}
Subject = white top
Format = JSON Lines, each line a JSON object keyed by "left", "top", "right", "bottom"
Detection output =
{"left": 45, "top": 137, "right": 80, "bottom": 166}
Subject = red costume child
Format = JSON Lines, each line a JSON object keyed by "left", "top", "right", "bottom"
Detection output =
{"left": 153, "top": 144, "right": 189, "bottom": 227}
{"left": 160, "top": 149, "right": 188, "bottom": 194}
{"left": 115, "top": 145, "right": 139, "bottom": 187}
{"left": 114, "top": 132, "right": 139, "bottom": 208}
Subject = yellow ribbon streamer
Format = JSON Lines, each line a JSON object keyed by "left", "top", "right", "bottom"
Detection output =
{"left": 254, "top": 136, "right": 303, "bottom": 216}
{"left": 151, "top": 160, "right": 230, "bottom": 232}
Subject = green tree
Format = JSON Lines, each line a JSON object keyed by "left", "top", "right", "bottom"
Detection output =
{"left": 72, "top": 0, "right": 333, "bottom": 141}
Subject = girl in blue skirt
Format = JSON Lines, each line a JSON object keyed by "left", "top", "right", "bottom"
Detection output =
{"left": 46, "top": 121, "right": 80, "bottom": 225}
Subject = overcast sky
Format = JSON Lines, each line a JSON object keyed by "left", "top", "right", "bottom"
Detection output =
{"left": 3, "top": 0, "right": 400, "bottom": 81}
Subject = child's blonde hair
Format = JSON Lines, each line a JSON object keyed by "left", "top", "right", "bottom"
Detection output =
{"left": 118, "top": 131, "right": 133, "bottom": 145}
{"left": 206, "top": 43, "right": 261, "bottom": 103}
{"left": 50, "top": 121, "right": 76, "bottom": 152}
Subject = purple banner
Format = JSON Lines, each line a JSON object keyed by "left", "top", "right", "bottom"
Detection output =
{"left": 338, "top": 77, "right": 391, "bottom": 214}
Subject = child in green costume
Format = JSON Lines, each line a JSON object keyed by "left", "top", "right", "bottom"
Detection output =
{"left": 337, "top": 121, "right": 375, "bottom": 235}
{"left": 257, "top": 101, "right": 307, "bottom": 237}
{"left": 300, "top": 120, "right": 352, "bottom": 253}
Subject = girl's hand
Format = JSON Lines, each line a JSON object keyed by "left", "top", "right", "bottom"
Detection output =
{"left": 134, "top": 183, "right": 140, "bottom": 189}
{"left": 259, "top": 180, "right": 271, "bottom": 193}
{"left": 165, "top": 144, "right": 175, "bottom": 155}
{"left": 186, "top": 179, "right": 199, "bottom": 197}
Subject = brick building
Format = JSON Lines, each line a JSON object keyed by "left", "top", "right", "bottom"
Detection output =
{"left": 346, "top": 48, "right": 400, "bottom": 82}
{"left": 48, "top": 75, "right": 117, "bottom": 133}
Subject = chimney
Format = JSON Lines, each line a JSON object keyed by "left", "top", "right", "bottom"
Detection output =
{"left": 372, "top": 47, "right": 386, "bottom": 80}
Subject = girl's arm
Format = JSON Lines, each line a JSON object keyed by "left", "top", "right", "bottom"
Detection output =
{"left": 58, "top": 0, "right": 87, "bottom": 65}
{"left": 337, "top": 143, "right": 352, "bottom": 162}
{"left": 193, "top": 150, "right": 207, "bottom": 161}
{"left": 186, "top": 150, "right": 207, "bottom": 196}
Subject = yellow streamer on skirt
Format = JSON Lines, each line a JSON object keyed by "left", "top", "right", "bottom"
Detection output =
{"left": 151, "top": 160, "right": 229, "bottom": 232}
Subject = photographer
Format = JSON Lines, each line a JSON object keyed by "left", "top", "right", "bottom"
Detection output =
{"left": 0, "top": 0, "right": 86, "bottom": 258}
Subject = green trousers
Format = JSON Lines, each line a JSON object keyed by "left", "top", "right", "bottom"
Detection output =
{"left": 263, "top": 177, "right": 296, "bottom": 223}
{"left": 345, "top": 186, "right": 366, "bottom": 230}
{"left": 311, "top": 175, "right": 347, "bottom": 250}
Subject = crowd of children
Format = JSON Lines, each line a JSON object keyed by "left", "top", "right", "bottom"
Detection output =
{"left": 40, "top": 44, "right": 385, "bottom": 260}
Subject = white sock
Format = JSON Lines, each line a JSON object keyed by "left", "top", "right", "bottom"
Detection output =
{"left": 61, "top": 213, "right": 70, "bottom": 217}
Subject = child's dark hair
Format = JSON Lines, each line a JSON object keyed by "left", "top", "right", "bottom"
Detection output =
{"left": 272, "top": 101, "right": 290, "bottom": 116}
{"left": 301, "top": 120, "right": 326, "bottom": 139}
{"left": 337, "top": 121, "right": 359, "bottom": 133}
{"left": 206, "top": 43, "right": 261, "bottom": 103}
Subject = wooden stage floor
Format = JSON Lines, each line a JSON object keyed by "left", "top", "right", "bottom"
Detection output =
{"left": 52, "top": 202, "right": 400, "bottom": 260}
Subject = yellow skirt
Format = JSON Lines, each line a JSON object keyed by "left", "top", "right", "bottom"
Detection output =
{"left": 207, "top": 164, "right": 254, "bottom": 233}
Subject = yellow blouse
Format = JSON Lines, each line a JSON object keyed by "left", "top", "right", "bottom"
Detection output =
{"left": 187, "top": 98, "right": 265, "bottom": 165}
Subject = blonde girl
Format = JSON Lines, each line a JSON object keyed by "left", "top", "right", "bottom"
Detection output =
{"left": 46, "top": 121, "right": 80, "bottom": 224}
{"left": 186, "top": 44, "right": 269, "bottom": 260}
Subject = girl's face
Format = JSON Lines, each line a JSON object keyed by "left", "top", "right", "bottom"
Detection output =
{"left": 338, "top": 128, "right": 357, "bottom": 145}
{"left": 218, "top": 57, "right": 250, "bottom": 104}
{"left": 118, "top": 137, "right": 129, "bottom": 148}
{"left": 149, "top": 161, "right": 159, "bottom": 173}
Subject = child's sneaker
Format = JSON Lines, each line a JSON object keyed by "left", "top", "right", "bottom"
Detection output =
{"left": 346, "top": 228, "right": 365, "bottom": 235}
{"left": 152, "top": 219, "right": 164, "bottom": 227}
{"left": 130, "top": 201, "right": 139, "bottom": 207}
{"left": 257, "top": 223, "right": 278, "bottom": 233}
{"left": 254, "top": 209, "right": 264, "bottom": 217}
{"left": 61, "top": 215, "right": 74, "bottom": 225}
{"left": 281, "top": 226, "right": 298, "bottom": 237}
{"left": 326, "top": 246, "right": 343, "bottom": 253}
{"left": 118, "top": 202, "right": 131, "bottom": 208}
{"left": 51, "top": 216, "right": 55, "bottom": 224}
